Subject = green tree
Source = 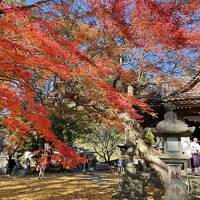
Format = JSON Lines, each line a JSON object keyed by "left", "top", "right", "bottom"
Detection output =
{"left": 50, "top": 114, "right": 92, "bottom": 147}
{"left": 86, "top": 127, "right": 122, "bottom": 163}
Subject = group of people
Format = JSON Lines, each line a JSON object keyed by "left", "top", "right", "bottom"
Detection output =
{"left": 6, "top": 153, "right": 31, "bottom": 177}
{"left": 6, "top": 143, "right": 53, "bottom": 179}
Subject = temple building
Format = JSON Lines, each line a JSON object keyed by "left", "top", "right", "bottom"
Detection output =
{"left": 165, "top": 72, "right": 200, "bottom": 140}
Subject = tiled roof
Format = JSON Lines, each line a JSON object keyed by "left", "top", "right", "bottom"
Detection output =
{"left": 165, "top": 70, "right": 200, "bottom": 106}
{"left": 168, "top": 90, "right": 200, "bottom": 100}
{"left": 169, "top": 70, "right": 200, "bottom": 96}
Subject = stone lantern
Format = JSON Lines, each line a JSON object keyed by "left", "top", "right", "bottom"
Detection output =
{"left": 116, "top": 142, "right": 147, "bottom": 200}
{"left": 117, "top": 143, "right": 137, "bottom": 164}
{"left": 117, "top": 143, "right": 128, "bottom": 158}
{"left": 127, "top": 146, "right": 135, "bottom": 161}
{"left": 152, "top": 103, "right": 195, "bottom": 200}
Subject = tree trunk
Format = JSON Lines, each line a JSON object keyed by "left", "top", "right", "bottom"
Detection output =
{"left": 136, "top": 139, "right": 168, "bottom": 183}
{"left": 121, "top": 113, "right": 168, "bottom": 184}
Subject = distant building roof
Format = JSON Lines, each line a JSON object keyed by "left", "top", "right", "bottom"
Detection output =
{"left": 165, "top": 70, "right": 200, "bottom": 109}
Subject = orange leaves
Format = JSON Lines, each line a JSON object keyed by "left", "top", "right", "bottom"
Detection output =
{"left": 0, "top": 5, "right": 87, "bottom": 166}
{"left": 133, "top": 0, "right": 200, "bottom": 49}
{"left": 96, "top": 79, "right": 150, "bottom": 122}
{"left": 86, "top": 0, "right": 200, "bottom": 50}
{"left": 3, "top": 118, "right": 30, "bottom": 139}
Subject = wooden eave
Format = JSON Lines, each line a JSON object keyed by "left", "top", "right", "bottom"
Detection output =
{"left": 169, "top": 69, "right": 200, "bottom": 96}
{"left": 165, "top": 69, "right": 200, "bottom": 108}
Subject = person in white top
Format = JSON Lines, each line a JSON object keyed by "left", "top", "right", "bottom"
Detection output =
{"left": 191, "top": 138, "right": 200, "bottom": 169}
{"left": 181, "top": 137, "right": 192, "bottom": 158}
{"left": 24, "top": 150, "right": 33, "bottom": 161}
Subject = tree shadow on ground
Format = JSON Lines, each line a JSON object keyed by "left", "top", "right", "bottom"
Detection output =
{"left": 0, "top": 172, "right": 116, "bottom": 200}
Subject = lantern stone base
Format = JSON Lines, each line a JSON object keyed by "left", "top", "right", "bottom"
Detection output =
{"left": 113, "top": 172, "right": 147, "bottom": 200}
{"left": 113, "top": 168, "right": 164, "bottom": 200}
{"left": 159, "top": 153, "right": 190, "bottom": 175}
{"left": 164, "top": 181, "right": 188, "bottom": 200}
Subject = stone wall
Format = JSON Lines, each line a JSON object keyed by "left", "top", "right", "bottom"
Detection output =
{"left": 188, "top": 176, "right": 200, "bottom": 199}
{"left": 114, "top": 172, "right": 147, "bottom": 200}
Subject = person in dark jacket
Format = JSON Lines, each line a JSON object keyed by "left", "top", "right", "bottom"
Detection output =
{"left": 6, "top": 158, "right": 17, "bottom": 176}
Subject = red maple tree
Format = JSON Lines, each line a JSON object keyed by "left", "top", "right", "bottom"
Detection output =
{"left": 0, "top": 0, "right": 199, "bottom": 171}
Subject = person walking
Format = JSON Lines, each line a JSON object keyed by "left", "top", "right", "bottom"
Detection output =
{"left": 191, "top": 138, "right": 200, "bottom": 173}
{"left": 35, "top": 145, "right": 52, "bottom": 179}
{"left": 6, "top": 158, "right": 17, "bottom": 176}
{"left": 36, "top": 153, "right": 48, "bottom": 179}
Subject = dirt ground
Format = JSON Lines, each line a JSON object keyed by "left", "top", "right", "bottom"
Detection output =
{"left": 0, "top": 172, "right": 163, "bottom": 200}
{"left": 0, "top": 172, "right": 116, "bottom": 200}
